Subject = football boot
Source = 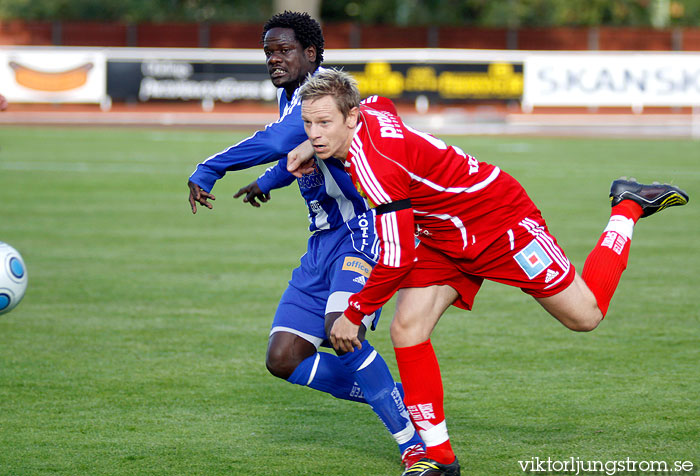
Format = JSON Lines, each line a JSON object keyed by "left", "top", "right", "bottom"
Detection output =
{"left": 610, "top": 178, "right": 689, "bottom": 217}
{"left": 402, "top": 457, "right": 460, "bottom": 476}
{"left": 402, "top": 444, "right": 427, "bottom": 470}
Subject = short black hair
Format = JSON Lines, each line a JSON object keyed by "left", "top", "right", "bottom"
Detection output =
{"left": 261, "top": 11, "right": 324, "bottom": 66}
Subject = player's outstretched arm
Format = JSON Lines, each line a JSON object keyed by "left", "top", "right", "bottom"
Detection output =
{"left": 187, "top": 180, "right": 216, "bottom": 214}
{"left": 287, "top": 140, "right": 316, "bottom": 177}
{"left": 233, "top": 181, "right": 270, "bottom": 208}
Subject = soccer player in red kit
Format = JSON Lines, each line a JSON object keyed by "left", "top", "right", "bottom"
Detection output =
{"left": 288, "top": 69, "right": 689, "bottom": 476}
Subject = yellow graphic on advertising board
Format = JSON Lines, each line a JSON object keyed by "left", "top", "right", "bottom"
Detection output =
{"left": 354, "top": 62, "right": 405, "bottom": 98}
{"left": 352, "top": 61, "right": 523, "bottom": 99}
{"left": 405, "top": 66, "right": 439, "bottom": 91}
{"left": 438, "top": 63, "right": 523, "bottom": 98}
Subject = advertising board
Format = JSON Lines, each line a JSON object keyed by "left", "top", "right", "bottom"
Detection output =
{"left": 523, "top": 53, "right": 700, "bottom": 107}
{"left": 0, "top": 49, "right": 106, "bottom": 103}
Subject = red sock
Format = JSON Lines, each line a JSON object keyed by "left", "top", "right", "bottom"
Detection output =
{"left": 394, "top": 340, "right": 455, "bottom": 465}
{"left": 581, "top": 202, "right": 642, "bottom": 316}
{"left": 612, "top": 200, "right": 643, "bottom": 222}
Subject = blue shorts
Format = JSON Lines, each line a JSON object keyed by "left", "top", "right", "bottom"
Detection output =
{"left": 270, "top": 224, "right": 381, "bottom": 348}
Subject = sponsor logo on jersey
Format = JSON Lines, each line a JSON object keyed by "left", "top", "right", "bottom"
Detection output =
{"left": 416, "top": 225, "right": 432, "bottom": 237}
{"left": 342, "top": 256, "right": 372, "bottom": 277}
{"left": 356, "top": 213, "right": 373, "bottom": 251}
{"left": 545, "top": 269, "right": 560, "bottom": 283}
{"left": 309, "top": 200, "right": 323, "bottom": 214}
{"left": 297, "top": 162, "right": 324, "bottom": 190}
{"left": 353, "top": 275, "right": 367, "bottom": 285}
{"left": 514, "top": 240, "right": 553, "bottom": 280}
{"left": 365, "top": 108, "right": 404, "bottom": 138}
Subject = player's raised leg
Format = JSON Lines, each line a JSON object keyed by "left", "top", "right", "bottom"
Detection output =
{"left": 391, "top": 285, "right": 462, "bottom": 476}
{"left": 537, "top": 178, "right": 689, "bottom": 329}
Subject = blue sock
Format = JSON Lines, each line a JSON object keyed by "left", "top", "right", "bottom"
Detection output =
{"left": 287, "top": 351, "right": 366, "bottom": 403}
{"left": 339, "top": 340, "right": 424, "bottom": 455}
{"left": 396, "top": 382, "right": 404, "bottom": 400}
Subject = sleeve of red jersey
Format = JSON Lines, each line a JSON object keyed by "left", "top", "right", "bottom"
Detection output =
{"left": 360, "top": 95, "right": 398, "bottom": 115}
{"left": 343, "top": 138, "right": 416, "bottom": 325}
{"left": 344, "top": 207, "right": 416, "bottom": 325}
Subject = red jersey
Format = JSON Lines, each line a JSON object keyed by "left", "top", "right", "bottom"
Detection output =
{"left": 343, "top": 98, "right": 539, "bottom": 325}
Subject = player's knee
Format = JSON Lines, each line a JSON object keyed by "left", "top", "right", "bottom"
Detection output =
{"left": 390, "top": 312, "right": 429, "bottom": 347}
{"left": 565, "top": 311, "right": 603, "bottom": 332}
{"left": 389, "top": 316, "right": 408, "bottom": 339}
{"left": 266, "top": 331, "right": 316, "bottom": 380}
{"left": 265, "top": 345, "right": 297, "bottom": 380}
{"left": 567, "top": 321, "right": 598, "bottom": 332}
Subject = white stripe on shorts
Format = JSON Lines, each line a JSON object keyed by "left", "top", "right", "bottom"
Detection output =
{"left": 269, "top": 326, "right": 324, "bottom": 348}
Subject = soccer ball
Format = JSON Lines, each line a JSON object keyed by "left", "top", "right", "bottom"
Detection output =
{"left": 0, "top": 242, "right": 28, "bottom": 314}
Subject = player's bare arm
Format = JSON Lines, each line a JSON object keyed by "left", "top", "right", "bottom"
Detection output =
{"left": 233, "top": 181, "right": 271, "bottom": 208}
{"left": 187, "top": 180, "right": 216, "bottom": 214}
{"left": 287, "top": 139, "right": 316, "bottom": 178}
{"left": 329, "top": 313, "right": 362, "bottom": 353}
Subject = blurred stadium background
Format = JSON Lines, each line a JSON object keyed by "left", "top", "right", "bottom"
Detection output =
{"left": 1, "top": 0, "right": 699, "bottom": 138}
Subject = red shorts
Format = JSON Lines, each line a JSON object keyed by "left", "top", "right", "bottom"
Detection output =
{"left": 400, "top": 213, "right": 576, "bottom": 310}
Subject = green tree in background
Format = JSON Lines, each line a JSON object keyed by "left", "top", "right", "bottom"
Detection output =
{"left": 0, "top": 0, "right": 698, "bottom": 27}
{"left": 322, "top": 0, "right": 699, "bottom": 27}
{"left": 0, "top": 0, "right": 272, "bottom": 22}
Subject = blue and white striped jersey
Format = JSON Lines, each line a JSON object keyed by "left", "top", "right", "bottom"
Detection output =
{"left": 257, "top": 156, "right": 372, "bottom": 233}
{"left": 188, "top": 75, "right": 378, "bottom": 261}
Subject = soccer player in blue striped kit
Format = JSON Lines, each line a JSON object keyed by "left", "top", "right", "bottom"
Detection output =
{"left": 187, "top": 11, "right": 425, "bottom": 469}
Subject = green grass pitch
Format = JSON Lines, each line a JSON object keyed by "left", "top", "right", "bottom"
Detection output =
{"left": 0, "top": 125, "right": 698, "bottom": 476}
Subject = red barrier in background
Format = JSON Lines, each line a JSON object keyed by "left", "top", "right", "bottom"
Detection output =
{"left": 209, "top": 23, "right": 262, "bottom": 49}
{"left": 63, "top": 21, "right": 128, "bottom": 47}
{"left": 517, "top": 27, "right": 591, "bottom": 50}
{"left": 438, "top": 26, "right": 510, "bottom": 49}
{"left": 358, "top": 24, "right": 430, "bottom": 48}
{"left": 599, "top": 27, "right": 674, "bottom": 50}
{"left": 136, "top": 23, "right": 200, "bottom": 48}
{"left": 1, "top": 20, "right": 699, "bottom": 51}
{"left": 683, "top": 28, "right": 700, "bottom": 50}
{"left": 322, "top": 22, "right": 354, "bottom": 49}
{"left": 0, "top": 20, "right": 52, "bottom": 45}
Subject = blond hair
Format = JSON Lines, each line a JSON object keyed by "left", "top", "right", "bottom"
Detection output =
{"left": 299, "top": 68, "right": 360, "bottom": 118}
